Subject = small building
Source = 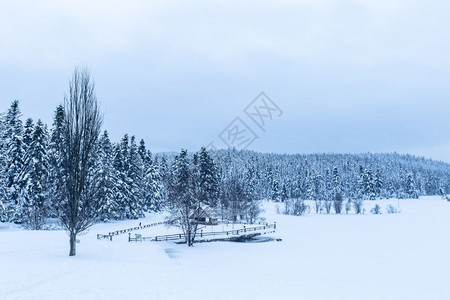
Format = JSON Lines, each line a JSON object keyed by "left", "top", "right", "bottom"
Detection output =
{"left": 189, "top": 206, "right": 218, "bottom": 225}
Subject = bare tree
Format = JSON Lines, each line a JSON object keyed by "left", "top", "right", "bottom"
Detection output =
{"left": 55, "top": 69, "right": 102, "bottom": 256}
{"left": 167, "top": 149, "right": 200, "bottom": 247}
{"left": 245, "top": 199, "right": 262, "bottom": 224}
{"left": 323, "top": 199, "right": 332, "bottom": 214}
{"left": 284, "top": 198, "right": 307, "bottom": 216}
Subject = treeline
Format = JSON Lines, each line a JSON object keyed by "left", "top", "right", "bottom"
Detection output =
{"left": 0, "top": 100, "right": 163, "bottom": 228}
{"left": 157, "top": 149, "right": 450, "bottom": 216}
{"left": 209, "top": 149, "right": 450, "bottom": 202}
{"left": 2, "top": 100, "right": 450, "bottom": 228}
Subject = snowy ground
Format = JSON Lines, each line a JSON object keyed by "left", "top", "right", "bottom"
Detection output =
{"left": 1, "top": 197, "right": 450, "bottom": 300}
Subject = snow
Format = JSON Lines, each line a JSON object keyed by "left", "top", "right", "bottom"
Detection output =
{"left": 1, "top": 197, "right": 450, "bottom": 300}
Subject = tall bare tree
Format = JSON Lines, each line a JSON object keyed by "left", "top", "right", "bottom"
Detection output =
{"left": 55, "top": 68, "right": 102, "bottom": 256}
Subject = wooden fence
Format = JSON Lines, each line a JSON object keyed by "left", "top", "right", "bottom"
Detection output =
{"left": 97, "top": 221, "right": 168, "bottom": 241}
{"left": 128, "top": 222, "right": 277, "bottom": 242}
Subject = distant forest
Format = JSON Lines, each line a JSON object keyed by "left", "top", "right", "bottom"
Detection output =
{"left": 1, "top": 100, "right": 450, "bottom": 228}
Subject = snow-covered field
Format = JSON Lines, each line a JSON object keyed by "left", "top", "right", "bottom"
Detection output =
{"left": 1, "top": 197, "right": 450, "bottom": 300}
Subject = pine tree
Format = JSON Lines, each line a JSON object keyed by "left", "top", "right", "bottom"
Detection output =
{"left": 2, "top": 100, "right": 26, "bottom": 223}
{"left": 270, "top": 179, "right": 281, "bottom": 202}
{"left": 313, "top": 171, "right": 324, "bottom": 213}
{"left": 0, "top": 111, "right": 6, "bottom": 219}
{"left": 113, "top": 135, "right": 131, "bottom": 219}
{"left": 242, "top": 164, "right": 261, "bottom": 223}
{"left": 374, "top": 169, "right": 383, "bottom": 198}
{"left": 24, "top": 120, "right": 50, "bottom": 229}
{"left": 127, "top": 136, "right": 144, "bottom": 218}
{"left": 96, "top": 131, "right": 120, "bottom": 221}
{"left": 48, "top": 105, "right": 65, "bottom": 218}
{"left": 143, "top": 157, "right": 163, "bottom": 212}
{"left": 157, "top": 154, "right": 171, "bottom": 206}
{"left": 323, "top": 169, "right": 333, "bottom": 214}
{"left": 332, "top": 166, "right": 343, "bottom": 214}
{"left": 23, "top": 118, "right": 34, "bottom": 152}
{"left": 305, "top": 170, "right": 315, "bottom": 200}
{"left": 139, "top": 139, "right": 162, "bottom": 212}
{"left": 405, "top": 173, "right": 419, "bottom": 199}
{"left": 138, "top": 139, "right": 150, "bottom": 165}
{"left": 196, "top": 147, "right": 220, "bottom": 207}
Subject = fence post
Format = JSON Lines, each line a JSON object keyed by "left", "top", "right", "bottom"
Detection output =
{"left": 201, "top": 230, "right": 203, "bottom": 238}
{"left": 274, "top": 222, "right": 277, "bottom": 229}
{"left": 128, "top": 233, "right": 131, "bottom": 242}
{"left": 244, "top": 226, "right": 246, "bottom": 233}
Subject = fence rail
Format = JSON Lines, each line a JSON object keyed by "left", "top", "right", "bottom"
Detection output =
{"left": 97, "top": 221, "right": 168, "bottom": 241}
{"left": 128, "top": 222, "right": 277, "bottom": 242}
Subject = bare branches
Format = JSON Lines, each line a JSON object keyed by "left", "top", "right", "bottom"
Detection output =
{"left": 56, "top": 68, "right": 103, "bottom": 256}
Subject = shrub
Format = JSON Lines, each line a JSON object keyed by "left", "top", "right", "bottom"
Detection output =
{"left": 386, "top": 204, "right": 400, "bottom": 214}
{"left": 284, "top": 198, "right": 310, "bottom": 216}
{"left": 291, "top": 199, "right": 310, "bottom": 216}
{"left": 345, "top": 200, "right": 352, "bottom": 214}
{"left": 353, "top": 199, "right": 364, "bottom": 214}
{"left": 370, "top": 204, "right": 382, "bottom": 214}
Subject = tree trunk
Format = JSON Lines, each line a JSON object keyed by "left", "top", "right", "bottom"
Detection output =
{"left": 187, "top": 230, "right": 193, "bottom": 247}
{"left": 69, "top": 232, "right": 77, "bottom": 256}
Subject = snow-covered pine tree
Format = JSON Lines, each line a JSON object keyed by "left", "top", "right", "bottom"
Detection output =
{"left": 157, "top": 154, "right": 171, "bottom": 207}
{"left": 323, "top": 169, "right": 333, "bottom": 214}
{"left": 127, "top": 136, "right": 144, "bottom": 219}
{"left": 96, "top": 131, "right": 120, "bottom": 221}
{"left": 374, "top": 168, "right": 383, "bottom": 199}
{"left": 313, "top": 171, "right": 324, "bottom": 213}
{"left": 138, "top": 139, "right": 150, "bottom": 165}
{"left": 23, "top": 118, "right": 34, "bottom": 152}
{"left": 305, "top": 170, "right": 315, "bottom": 200}
{"left": 0, "top": 111, "right": 6, "bottom": 219}
{"left": 243, "top": 164, "right": 262, "bottom": 223}
{"left": 270, "top": 178, "right": 281, "bottom": 202}
{"left": 139, "top": 139, "right": 163, "bottom": 212}
{"left": 281, "top": 183, "right": 288, "bottom": 203}
{"left": 113, "top": 135, "right": 131, "bottom": 219}
{"left": 143, "top": 156, "right": 163, "bottom": 212}
{"left": 2, "top": 100, "right": 26, "bottom": 223}
{"left": 23, "top": 120, "right": 50, "bottom": 229}
{"left": 196, "top": 147, "right": 220, "bottom": 208}
{"left": 47, "top": 105, "right": 65, "bottom": 218}
{"left": 291, "top": 174, "right": 303, "bottom": 199}
{"left": 332, "top": 166, "right": 343, "bottom": 214}
{"left": 405, "top": 172, "right": 419, "bottom": 199}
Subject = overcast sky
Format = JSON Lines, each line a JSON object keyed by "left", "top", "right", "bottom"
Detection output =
{"left": 1, "top": 0, "right": 450, "bottom": 161}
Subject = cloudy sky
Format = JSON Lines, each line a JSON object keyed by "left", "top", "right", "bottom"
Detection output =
{"left": 1, "top": 0, "right": 449, "bottom": 161}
